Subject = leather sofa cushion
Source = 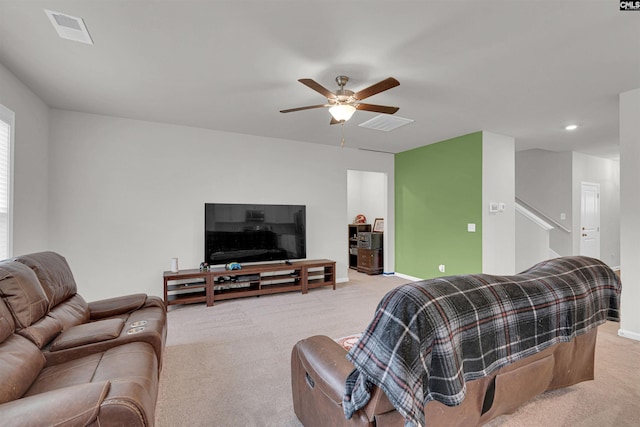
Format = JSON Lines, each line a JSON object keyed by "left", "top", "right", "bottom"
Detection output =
{"left": 0, "top": 381, "right": 110, "bottom": 427}
{"left": 27, "top": 342, "right": 157, "bottom": 395}
{"left": 16, "top": 315, "right": 63, "bottom": 349}
{"left": 0, "top": 298, "right": 15, "bottom": 343}
{"left": 0, "top": 261, "right": 49, "bottom": 328}
{"left": 49, "top": 318, "right": 125, "bottom": 352}
{"left": 0, "top": 334, "right": 46, "bottom": 404}
{"left": 13, "top": 252, "right": 78, "bottom": 311}
{"left": 48, "top": 294, "right": 90, "bottom": 330}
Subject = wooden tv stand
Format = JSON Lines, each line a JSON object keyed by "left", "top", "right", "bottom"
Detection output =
{"left": 163, "top": 259, "right": 336, "bottom": 308}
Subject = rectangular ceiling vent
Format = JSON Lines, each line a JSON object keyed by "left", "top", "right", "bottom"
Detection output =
{"left": 44, "top": 9, "right": 93, "bottom": 45}
{"left": 358, "top": 114, "right": 414, "bottom": 132}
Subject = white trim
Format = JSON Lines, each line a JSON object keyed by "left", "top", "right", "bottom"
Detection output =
{"left": 618, "top": 329, "right": 640, "bottom": 342}
{"left": 515, "top": 197, "right": 571, "bottom": 233}
{"left": 515, "top": 202, "right": 554, "bottom": 231}
{"left": 337, "top": 277, "right": 349, "bottom": 284}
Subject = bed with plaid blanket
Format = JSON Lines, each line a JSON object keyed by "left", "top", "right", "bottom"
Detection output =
{"left": 342, "top": 256, "right": 621, "bottom": 427}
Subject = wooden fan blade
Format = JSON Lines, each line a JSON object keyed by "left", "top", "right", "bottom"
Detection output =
{"left": 298, "top": 79, "right": 336, "bottom": 99}
{"left": 354, "top": 77, "right": 400, "bottom": 100}
{"left": 356, "top": 103, "right": 399, "bottom": 114}
{"left": 280, "top": 104, "right": 328, "bottom": 113}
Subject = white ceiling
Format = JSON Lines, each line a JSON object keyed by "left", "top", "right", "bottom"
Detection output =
{"left": 0, "top": 1, "right": 638, "bottom": 158}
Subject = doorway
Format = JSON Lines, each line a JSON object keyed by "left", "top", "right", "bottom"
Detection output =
{"left": 347, "top": 170, "right": 388, "bottom": 273}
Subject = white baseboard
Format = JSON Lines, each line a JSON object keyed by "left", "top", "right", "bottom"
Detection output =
{"left": 618, "top": 329, "right": 640, "bottom": 342}
{"left": 394, "top": 272, "right": 424, "bottom": 282}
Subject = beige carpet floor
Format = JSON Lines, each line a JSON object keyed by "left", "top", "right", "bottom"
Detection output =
{"left": 156, "top": 271, "right": 640, "bottom": 426}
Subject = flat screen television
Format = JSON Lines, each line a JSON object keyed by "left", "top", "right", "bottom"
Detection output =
{"left": 204, "top": 203, "right": 306, "bottom": 266}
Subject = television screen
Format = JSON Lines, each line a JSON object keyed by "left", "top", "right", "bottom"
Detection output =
{"left": 205, "top": 203, "right": 306, "bottom": 266}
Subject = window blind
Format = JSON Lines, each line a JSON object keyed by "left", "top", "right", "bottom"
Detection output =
{"left": 0, "top": 104, "right": 14, "bottom": 260}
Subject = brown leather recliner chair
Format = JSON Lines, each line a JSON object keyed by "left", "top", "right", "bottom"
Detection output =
{"left": 292, "top": 330, "right": 598, "bottom": 427}
{"left": 292, "top": 256, "right": 619, "bottom": 427}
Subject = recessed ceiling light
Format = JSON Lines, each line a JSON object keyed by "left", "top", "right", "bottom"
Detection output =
{"left": 565, "top": 124, "right": 578, "bottom": 131}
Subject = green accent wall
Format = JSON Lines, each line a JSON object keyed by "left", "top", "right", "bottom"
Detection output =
{"left": 395, "top": 132, "right": 482, "bottom": 279}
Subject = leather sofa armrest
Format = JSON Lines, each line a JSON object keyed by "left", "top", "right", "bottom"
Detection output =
{"left": 293, "top": 335, "right": 396, "bottom": 418}
{"left": 294, "top": 335, "right": 357, "bottom": 404}
{"left": 0, "top": 381, "right": 110, "bottom": 427}
{"left": 88, "top": 294, "right": 147, "bottom": 319}
{"left": 49, "top": 318, "right": 125, "bottom": 351}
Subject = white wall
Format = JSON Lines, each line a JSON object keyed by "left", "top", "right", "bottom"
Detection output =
{"left": 347, "top": 170, "right": 386, "bottom": 225}
{"left": 515, "top": 149, "right": 573, "bottom": 256}
{"left": 48, "top": 110, "right": 395, "bottom": 301}
{"left": 0, "top": 63, "right": 50, "bottom": 255}
{"left": 482, "top": 132, "right": 515, "bottom": 275}
{"left": 619, "top": 87, "right": 640, "bottom": 341}
{"left": 515, "top": 211, "right": 551, "bottom": 273}
{"left": 571, "top": 152, "right": 620, "bottom": 267}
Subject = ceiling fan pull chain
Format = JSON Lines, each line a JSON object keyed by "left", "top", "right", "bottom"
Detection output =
{"left": 341, "top": 123, "right": 345, "bottom": 147}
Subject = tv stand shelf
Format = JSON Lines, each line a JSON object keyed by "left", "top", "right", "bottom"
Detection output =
{"left": 163, "top": 259, "right": 335, "bottom": 308}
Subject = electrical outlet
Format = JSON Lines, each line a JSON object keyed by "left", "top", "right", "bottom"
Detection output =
{"left": 438, "top": 264, "right": 446, "bottom": 273}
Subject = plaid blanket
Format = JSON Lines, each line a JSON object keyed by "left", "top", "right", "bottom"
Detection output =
{"left": 343, "top": 256, "right": 621, "bottom": 427}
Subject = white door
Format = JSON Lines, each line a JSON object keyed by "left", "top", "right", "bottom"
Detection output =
{"left": 580, "top": 182, "right": 600, "bottom": 258}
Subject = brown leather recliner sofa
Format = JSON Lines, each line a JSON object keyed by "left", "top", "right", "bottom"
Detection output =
{"left": 291, "top": 256, "right": 621, "bottom": 427}
{"left": 0, "top": 251, "right": 167, "bottom": 426}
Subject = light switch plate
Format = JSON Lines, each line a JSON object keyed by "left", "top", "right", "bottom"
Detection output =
{"left": 468, "top": 223, "right": 476, "bottom": 232}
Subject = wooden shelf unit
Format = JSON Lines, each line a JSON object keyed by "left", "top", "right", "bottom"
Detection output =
{"left": 348, "top": 224, "right": 371, "bottom": 269}
{"left": 163, "top": 269, "right": 213, "bottom": 307}
{"left": 163, "top": 259, "right": 335, "bottom": 308}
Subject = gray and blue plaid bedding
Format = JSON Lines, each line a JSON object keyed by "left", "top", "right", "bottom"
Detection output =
{"left": 343, "top": 256, "right": 621, "bottom": 427}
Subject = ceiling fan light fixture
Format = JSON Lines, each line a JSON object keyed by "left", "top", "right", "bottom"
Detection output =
{"left": 329, "top": 104, "right": 356, "bottom": 122}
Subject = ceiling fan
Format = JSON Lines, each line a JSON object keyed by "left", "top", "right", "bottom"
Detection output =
{"left": 280, "top": 76, "right": 400, "bottom": 124}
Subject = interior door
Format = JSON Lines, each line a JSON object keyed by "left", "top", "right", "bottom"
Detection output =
{"left": 580, "top": 182, "right": 600, "bottom": 258}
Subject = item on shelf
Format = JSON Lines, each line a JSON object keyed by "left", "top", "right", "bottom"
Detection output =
{"left": 199, "top": 261, "right": 209, "bottom": 271}
{"left": 353, "top": 214, "right": 367, "bottom": 224}
{"left": 170, "top": 257, "right": 178, "bottom": 272}
{"left": 225, "top": 262, "right": 242, "bottom": 270}
{"left": 232, "top": 274, "right": 260, "bottom": 282}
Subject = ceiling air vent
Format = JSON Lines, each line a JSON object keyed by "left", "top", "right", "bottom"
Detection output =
{"left": 44, "top": 9, "right": 93, "bottom": 45}
{"left": 358, "top": 114, "right": 414, "bottom": 132}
